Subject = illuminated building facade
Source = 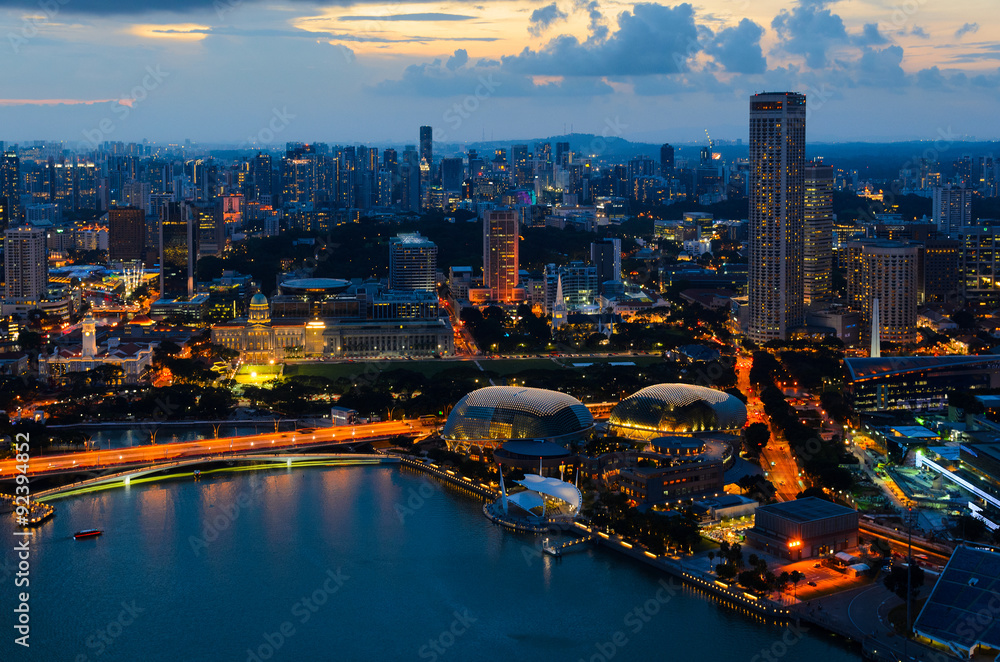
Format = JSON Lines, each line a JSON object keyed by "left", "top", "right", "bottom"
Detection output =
{"left": 389, "top": 232, "right": 437, "bottom": 292}
{"left": 803, "top": 161, "right": 833, "bottom": 304}
{"left": 4, "top": 226, "right": 47, "bottom": 301}
{"left": 746, "top": 497, "right": 858, "bottom": 561}
{"left": 483, "top": 208, "right": 520, "bottom": 302}
{"left": 844, "top": 239, "right": 919, "bottom": 345}
{"left": 748, "top": 92, "right": 806, "bottom": 342}
{"left": 108, "top": 206, "right": 146, "bottom": 262}
{"left": 158, "top": 202, "right": 198, "bottom": 300}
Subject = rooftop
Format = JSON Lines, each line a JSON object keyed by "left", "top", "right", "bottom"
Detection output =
{"left": 756, "top": 497, "right": 856, "bottom": 523}
{"left": 914, "top": 545, "right": 1000, "bottom": 653}
{"left": 845, "top": 355, "right": 1000, "bottom": 381}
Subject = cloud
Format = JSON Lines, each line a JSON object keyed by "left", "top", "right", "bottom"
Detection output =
{"left": 770, "top": 0, "right": 849, "bottom": 68}
{"left": 338, "top": 13, "right": 477, "bottom": 22}
{"left": 578, "top": 0, "right": 607, "bottom": 41}
{"left": 446, "top": 49, "right": 468, "bottom": 71}
{"left": 856, "top": 45, "right": 905, "bottom": 87}
{"left": 909, "top": 26, "right": 929, "bottom": 39}
{"left": 147, "top": 25, "right": 500, "bottom": 43}
{"left": 374, "top": 48, "right": 613, "bottom": 97}
{"left": 0, "top": 98, "right": 121, "bottom": 106}
{"left": 853, "top": 23, "right": 888, "bottom": 47}
{"left": 503, "top": 3, "right": 701, "bottom": 76}
{"left": 955, "top": 22, "right": 979, "bottom": 39}
{"left": 528, "top": 3, "right": 568, "bottom": 37}
{"left": 706, "top": 18, "right": 766, "bottom": 74}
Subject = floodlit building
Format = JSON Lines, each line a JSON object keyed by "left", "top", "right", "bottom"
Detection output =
{"left": 389, "top": 232, "right": 437, "bottom": 292}
{"left": 483, "top": 208, "right": 520, "bottom": 302}
{"left": 748, "top": 92, "right": 806, "bottom": 342}
{"left": 745, "top": 497, "right": 858, "bottom": 560}
{"left": 608, "top": 384, "right": 747, "bottom": 441}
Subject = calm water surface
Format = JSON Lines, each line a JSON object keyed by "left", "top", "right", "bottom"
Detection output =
{"left": 2, "top": 466, "right": 859, "bottom": 661}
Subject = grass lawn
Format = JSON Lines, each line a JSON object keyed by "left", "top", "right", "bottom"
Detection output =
{"left": 283, "top": 355, "right": 668, "bottom": 382}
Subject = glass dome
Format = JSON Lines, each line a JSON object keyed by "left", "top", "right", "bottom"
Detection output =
{"left": 608, "top": 384, "right": 747, "bottom": 440}
{"left": 442, "top": 386, "right": 593, "bottom": 446}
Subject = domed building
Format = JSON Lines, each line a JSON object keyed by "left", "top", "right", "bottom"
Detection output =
{"left": 608, "top": 384, "right": 747, "bottom": 441}
{"left": 443, "top": 386, "right": 594, "bottom": 453}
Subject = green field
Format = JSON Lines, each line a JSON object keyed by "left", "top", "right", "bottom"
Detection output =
{"left": 282, "top": 355, "right": 666, "bottom": 381}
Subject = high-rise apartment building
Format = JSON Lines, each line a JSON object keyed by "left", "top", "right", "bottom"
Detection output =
{"left": 389, "top": 232, "right": 437, "bottom": 292}
{"left": 845, "top": 239, "right": 919, "bottom": 345}
{"left": 803, "top": 161, "right": 833, "bottom": 304}
{"left": 483, "top": 208, "right": 519, "bottom": 302}
{"left": 961, "top": 226, "right": 1000, "bottom": 309}
{"left": 933, "top": 185, "right": 972, "bottom": 235}
{"left": 1, "top": 151, "right": 21, "bottom": 228}
{"left": 108, "top": 206, "right": 146, "bottom": 262}
{"left": 748, "top": 92, "right": 806, "bottom": 342}
{"left": 3, "top": 226, "right": 47, "bottom": 301}
{"left": 159, "top": 202, "right": 198, "bottom": 300}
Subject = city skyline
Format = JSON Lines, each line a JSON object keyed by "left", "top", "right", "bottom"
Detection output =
{"left": 0, "top": 0, "right": 998, "bottom": 144}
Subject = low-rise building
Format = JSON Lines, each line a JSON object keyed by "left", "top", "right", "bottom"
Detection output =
{"left": 745, "top": 497, "right": 859, "bottom": 560}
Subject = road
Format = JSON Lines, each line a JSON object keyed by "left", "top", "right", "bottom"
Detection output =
{"left": 736, "top": 353, "right": 804, "bottom": 501}
{"left": 0, "top": 420, "right": 422, "bottom": 479}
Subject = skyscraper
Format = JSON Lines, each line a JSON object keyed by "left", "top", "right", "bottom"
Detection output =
{"left": 483, "top": 209, "right": 519, "bottom": 302}
{"left": 590, "top": 237, "right": 622, "bottom": 294}
{"left": 3, "top": 226, "right": 47, "bottom": 301}
{"left": 389, "top": 232, "right": 438, "bottom": 292}
{"left": 441, "top": 157, "right": 464, "bottom": 192}
{"left": 0, "top": 151, "right": 20, "bottom": 229}
{"left": 803, "top": 161, "right": 833, "bottom": 304}
{"left": 159, "top": 202, "right": 198, "bottom": 300}
{"left": 251, "top": 153, "right": 273, "bottom": 201}
{"left": 659, "top": 143, "right": 674, "bottom": 178}
{"left": 748, "top": 92, "right": 806, "bottom": 343}
{"left": 108, "top": 206, "right": 146, "bottom": 262}
{"left": 933, "top": 185, "right": 972, "bottom": 235}
{"left": 845, "top": 239, "right": 919, "bottom": 346}
{"left": 419, "top": 126, "right": 433, "bottom": 165}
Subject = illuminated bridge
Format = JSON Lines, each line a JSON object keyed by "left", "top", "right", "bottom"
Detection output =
{"left": 0, "top": 420, "right": 424, "bottom": 480}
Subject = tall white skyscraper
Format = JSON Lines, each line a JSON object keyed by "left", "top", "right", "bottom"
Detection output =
{"left": 3, "top": 225, "right": 47, "bottom": 301}
{"left": 748, "top": 92, "right": 806, "bottom": 343}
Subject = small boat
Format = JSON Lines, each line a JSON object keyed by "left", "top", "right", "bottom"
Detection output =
{"left": 74, "top": 529, "right": 103, "bottom": 539}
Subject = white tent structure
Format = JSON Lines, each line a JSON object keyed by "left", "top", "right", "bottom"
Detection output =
{"left": 511, "top": 474, "right": 583, "bottom": 516}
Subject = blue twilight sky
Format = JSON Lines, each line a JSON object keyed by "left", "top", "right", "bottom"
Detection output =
{"left": 0, "top": 0, "right": 997, "bottom": 146}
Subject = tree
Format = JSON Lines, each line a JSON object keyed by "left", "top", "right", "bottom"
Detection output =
{"left": 884, "top": 565, "right": 925, "bottom": 603}
{"left": 716, "top": 563, "right": 737, "bottom": 581}
{"left": 789, "top": 570, "right": 805, "bottom": 597}
{"left": 744, "top": 422, "right": 770, "bottom": 455}
{"left": 737, "top": 474, "right": 758, "bottom": 495}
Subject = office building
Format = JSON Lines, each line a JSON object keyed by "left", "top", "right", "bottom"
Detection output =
{"left": 158, "top": 202, "right": 198, "bottom": 300}
{"left": 3, "top": 226, "right": 47, "bottom": 301}
{"left": 108, "top": 206, "right": 146, "bottom": 262}
{"left": 803, "top": 161, "right": 833, "bottom": 304}
{"left": 933, "top": 185, "right": 972, "bottom": 235}
{"left": 389, "top": 232, "right": 438, "bottom": 292}
{"left": 483, "top": 208, "right": 519, "bottom": 303}
{"left": 845, "top": 355, "right": 1000, "bottom": 412}
{"left": 441, "top": 157, "right": 464, "bottom": 192}
{"left": 748, "top": 92, "right": 806, "bottom": 342}
{"left": 922, "top": 238, "right": 961, "bottom": 304}
{"left": 590, "top": 237, "right": 622, "bottom": 294}
{"left": 659, "top": 143, "right": 674, "bottom": 178}
{"left": 419, "top": 126, "right": 432, "bottom": 166}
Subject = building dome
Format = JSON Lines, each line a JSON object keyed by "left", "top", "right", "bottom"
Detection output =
{"left": 442, "top": 386, "right": 593, "bottom": 449}
{"left": 608, "top": 384, "right": 747, "bottom": 440}
{"left": 248, "top": 293, "right": 270, "bottom": 325}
